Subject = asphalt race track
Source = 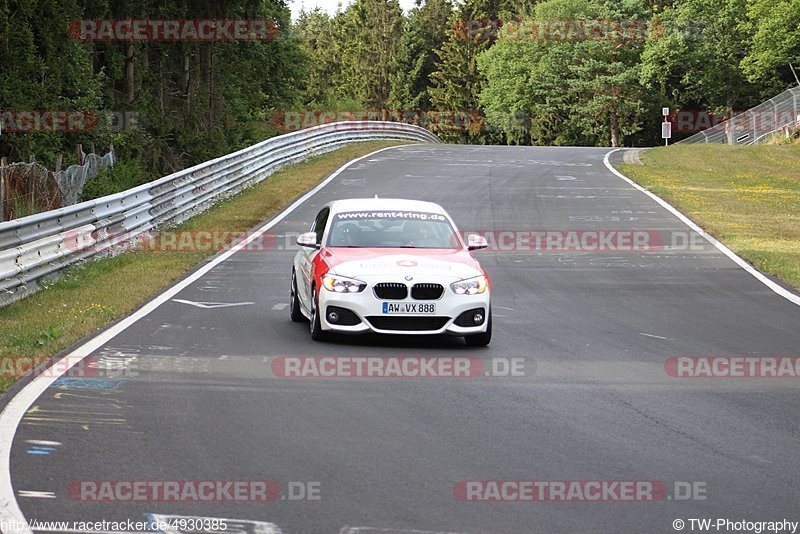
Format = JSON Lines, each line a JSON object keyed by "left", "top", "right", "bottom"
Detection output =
{"left": 2, "top": 144, "right": 799, "bottom": 534}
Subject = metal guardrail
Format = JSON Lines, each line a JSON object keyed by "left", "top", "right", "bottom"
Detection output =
{"left": 678, "top": 87, "right": 800, "bottom": 145}
{"left": 0, "top": 121, "right": 440, "bottom": 305}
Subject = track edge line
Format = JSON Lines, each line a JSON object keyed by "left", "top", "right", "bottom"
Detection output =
{"left": 0, "top": 143, "right": 410, "bottom": 534}
{"left": 603, "top": 147, "right": 800, "bottom": 308}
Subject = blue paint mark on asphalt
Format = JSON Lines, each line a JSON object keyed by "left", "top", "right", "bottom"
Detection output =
{"left": 26, "top": 446, "right": 56, "bottom": 455}
{"left": 52, "top": 377, "right": 125, "bottom": 390}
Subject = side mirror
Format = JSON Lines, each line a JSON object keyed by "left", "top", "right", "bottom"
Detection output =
{"left": 297, "top": 232, "right": 320, "bottom": 249}
{"left": 467, "top": 234, "right": 488, "bottom": 251}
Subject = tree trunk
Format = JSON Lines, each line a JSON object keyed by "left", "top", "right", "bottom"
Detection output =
{"left": 125, "top": 43, "right": 135, "bottom": 103}
{"left": 158, "top": 55, "right": 165, "bottom": 114}
{"left": 200, "top": 43, "right": 214, "bottom": 129}
{"left": 789, "top": 62, "right": 800, "bottom": 87}
{"left": 183, "top": 46, "right": 192, "bottom": 114}
{"left": 610, "top": 109, "right": 620, "bottom": 147}
{"left": 725, "top": 98, "right": 736, "bottom": 145}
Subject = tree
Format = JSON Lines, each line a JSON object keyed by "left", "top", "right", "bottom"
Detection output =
{"left": 639, "top": 0, "right": 771, "bottom": 112}
{"left": 478, "top": 0, "right": 650, "bottom": 146}
{"left": 740, "top": 0, "right": 800, "bottom": 86}
{"left": 0, "top": 0, "right": 105, "bottom": 162}
{"left": 294, "top": 9, "right": 340, "bottom": 105}
{"left": 389, "top": 0, "right": 453, "bottom": 110}
{"left": 428, "top": 0, "right": 496, "bottom": 141}
{"left": 336, "top": 0, "right": 404, "bottom": 109}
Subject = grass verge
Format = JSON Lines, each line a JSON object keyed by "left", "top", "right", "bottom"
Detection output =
{"left": 620, "top": 144, "right": 800, "bottom": 291}
{"left": 0, "top": 140, "right": 406, "bottom": 394}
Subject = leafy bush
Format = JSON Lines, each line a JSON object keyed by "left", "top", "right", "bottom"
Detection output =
{"left": 79, "top": 161, "right": 150, "bottom": 202}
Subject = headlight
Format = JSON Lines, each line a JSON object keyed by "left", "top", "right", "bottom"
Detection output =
{"left": 322, "top": 274, "right": 367, "bottom": 293}
{"left": 450, "top": 275, "right": 487, "bottom": 295}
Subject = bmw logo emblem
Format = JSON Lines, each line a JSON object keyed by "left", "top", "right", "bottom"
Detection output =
{"left": 404, "top": 275, "right": 413, "bottom": 281}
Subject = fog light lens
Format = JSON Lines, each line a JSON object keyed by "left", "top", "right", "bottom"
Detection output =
{"left": 328, "top": 311, "right": 340, "bottom": 323}
{"left": 473, "top": 312, "right": 484, "bottom": 324}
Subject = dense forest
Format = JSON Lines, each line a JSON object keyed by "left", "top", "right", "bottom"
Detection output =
{"left": 0, "top": 0, "right": 798, "bottom": 184}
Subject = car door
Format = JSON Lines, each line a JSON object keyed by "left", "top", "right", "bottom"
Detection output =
{"left": 297, "top": 206, "right": 330, "bottom": 306}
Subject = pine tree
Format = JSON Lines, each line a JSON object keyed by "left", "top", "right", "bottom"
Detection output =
{"left": 389, "top": 0, "right": 453, "bottom": 110}
{"left": 338, "top": 0, "right": 404, "bottom": 109}
{"left": 428, "top": 0, "right": 508, "bottom": 141}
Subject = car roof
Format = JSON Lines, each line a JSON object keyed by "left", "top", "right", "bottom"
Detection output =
{"left": 328, "top": 198, "right": 448, "bottom": 215}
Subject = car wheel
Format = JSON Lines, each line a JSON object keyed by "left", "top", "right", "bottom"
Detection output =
{"left": 309, "top": 286, "right": 328, "bottom": 341}
{"left": 464, "top": 307, "right": 492, "bottom": 347}
{"left": 290, "top": 270, "right": 304, "bottom": 323}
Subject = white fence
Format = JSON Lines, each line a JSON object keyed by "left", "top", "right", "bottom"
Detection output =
{"left": 678, "top": 87, "right": 800, "bottom": 145}
{"left": 0, "top": 121, "right": 440, "bottom": 305}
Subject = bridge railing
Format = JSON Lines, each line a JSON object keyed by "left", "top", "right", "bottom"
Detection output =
{"left": 0, "top": 121, "right": 440, "bottom": 305}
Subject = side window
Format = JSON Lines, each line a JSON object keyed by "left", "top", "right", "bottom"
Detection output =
{"left": 311, "top": 208, "right": 330, "bottom": 245}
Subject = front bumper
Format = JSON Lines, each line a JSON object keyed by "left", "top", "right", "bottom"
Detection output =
{"left": 318, "top": 283, "right": 490, "bottom": 336}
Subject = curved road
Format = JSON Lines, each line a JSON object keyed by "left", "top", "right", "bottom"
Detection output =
{"left": 2, "top": 144, "right": 800, "bottom": 534}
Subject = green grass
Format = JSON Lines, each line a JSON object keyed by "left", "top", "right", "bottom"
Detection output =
{"left": 0, "top": 140, "right": 405, "bottom": 394}
{"left": 621, "top": 144, "right": 800, "bottom": 290}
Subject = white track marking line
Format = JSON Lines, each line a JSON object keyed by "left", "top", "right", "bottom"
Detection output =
{"left": 23, "top": 441, "right": 60, "bottom": 447}
{"left": 17, "top": 491, "right": 56, "bottom": 499}
{"left": 0, "top": 144, "right": 407, "bottom": 534}
{"left": 148, "top": 514, "right": 282, "bottom": 534}
{"left": 639, "top": 332, "right": 669, "bottom": 340}
{"left": 604, "top": 148, "right": 800, "bottom": 307}
{"left": 171, "top": 299, "right": 254, "bottom": 309}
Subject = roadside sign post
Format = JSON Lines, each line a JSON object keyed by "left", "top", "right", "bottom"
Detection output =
{"left": 662, "top": 107, "right": 671, "bottom": 146}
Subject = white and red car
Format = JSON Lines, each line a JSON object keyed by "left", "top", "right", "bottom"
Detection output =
{"left": 290, "top": 198, "right": 492, "bottom": 345}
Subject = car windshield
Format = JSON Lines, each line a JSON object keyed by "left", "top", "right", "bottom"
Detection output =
{"left": 327, "top": 210, "right": 461, "bottom": 249}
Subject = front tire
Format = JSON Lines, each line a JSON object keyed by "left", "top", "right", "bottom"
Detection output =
{"left": 309, "top": 286, "right": 328, "bottom": 341}
{"left": 290, "top": 270, "right": 304, "bottom": 323}
{"left": 464, "top": 307, "right": 492, "bottom": 347}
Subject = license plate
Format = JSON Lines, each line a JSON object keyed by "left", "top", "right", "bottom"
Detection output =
{"left": 382, "top": 302, "right": 436, "bottom": 314}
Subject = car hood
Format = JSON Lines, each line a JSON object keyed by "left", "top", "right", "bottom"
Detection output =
{"left": 321, "top": 247, "right": 483, "bottom": 280}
